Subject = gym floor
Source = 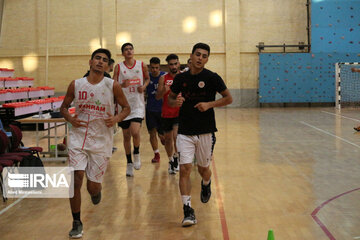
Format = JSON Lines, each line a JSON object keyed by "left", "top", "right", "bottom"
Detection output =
{"left": 1, "top": 107, "right": 360, "bottom": 240}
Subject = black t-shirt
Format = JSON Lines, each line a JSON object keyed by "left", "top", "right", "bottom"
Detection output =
{"left": 170, "top": 68, "right": 227, "bottom": 135}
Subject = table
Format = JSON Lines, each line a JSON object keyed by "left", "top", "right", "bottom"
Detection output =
{"left": 17, "top": 116, "right": 68, "bottom": 162}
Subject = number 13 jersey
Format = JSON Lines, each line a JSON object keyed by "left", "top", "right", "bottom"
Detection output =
{"left": 115, "top": 60, "right": 145, "bottom": 120}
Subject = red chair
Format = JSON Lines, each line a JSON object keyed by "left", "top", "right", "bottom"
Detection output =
{"left": 0, "top": 165, "right": 4, "bottom": 202}
{"left": 0, "top": 129, "right": 30, "bottom": 165}
{"left": 9, "top": 124, "right": 43, "bottom": 158}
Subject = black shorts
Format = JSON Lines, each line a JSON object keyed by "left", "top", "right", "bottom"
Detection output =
{"left": 146, "top": 111, "right": 163, "bottom": 134}
{"left": 118, "top": 118, "right": 143, "bottom": 129}
{"left": 161, "top": 117, "right": 179, "bottom": 133}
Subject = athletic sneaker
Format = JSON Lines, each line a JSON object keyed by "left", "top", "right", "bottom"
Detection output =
{"left": 182, "top": 204, "right": 197, "bottom": 227}
{"left": 354, "top": 126, "right": 360, "bottom": 132}
{"left": 151, "top": 153, "right": 160, "bottom": 163}
{"left": 112, "top": 147, "right": 117, "bottom": 153}
{"left": 168, "top": 161, "right": 176, "bottom": 174}
{"left": 69, "top": 220, "right": 83, "bottom": 238}
{"left": 126, "top": 163, "right": 134, "bottom": 177}
{"left": 173, "top": 155, "right": 179, "bottom": 171}
{"left": 200, "top": 180, "right": 211, "bottom": 203}
{"left": 133, "top": 154, "right": 141, "bottom": 170}
{"left": 192, "top": 157, "right": 197, "bottom": 166}
{"left": 91, "top": 191, "right": 101, "bottom": 205}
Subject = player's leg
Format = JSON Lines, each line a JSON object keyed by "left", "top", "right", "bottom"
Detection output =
{"left": 149, "top": 128, "right": 160, "bottom": 163}
{"left": 86, "top": 153, "right": 110, "bottom": 205}
{"left": 195, "top": 133, "right": 215, "bottom": 204}
{"left": 119, "top": 120, "right": 133, "bottom": 176}
{"left": 70, "top": 170, "right": 85, "bottom": 212}
{"left": 177, "top": 134, "right": 197, "bottom": 226}
{"left": 172, "top": 122, "right": 179, "bottom": 171}
{"left": 68, "top": 149, "right": 87, "bottom": 238}
{"left": 129, "top": 120, "right": 142, "bottom": 170}
{"left": 155, "top": 111, "right": 165, "bottom": 145}
{"left": 161, "top": 118, "right": 176, "bottom": 173}
{"left": 146, "top": 111, "right": 160, "bottom": 163}
{"left": 156, "top": 113, "right": 165, "bottom": 146}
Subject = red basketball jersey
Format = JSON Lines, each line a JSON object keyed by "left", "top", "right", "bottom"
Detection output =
{"left": 161, "top": 73, "right": 179, "bottom": 118}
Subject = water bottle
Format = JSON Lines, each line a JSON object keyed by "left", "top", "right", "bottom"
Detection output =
{"left": 39, "top": 106, "right": 43, "bottom": 118}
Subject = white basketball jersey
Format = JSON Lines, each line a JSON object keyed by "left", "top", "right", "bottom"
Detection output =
{"left": 68, "top": 77, "right": 115, "bottom": 157}
{"left": 116, "top": 60, "right": 145, "bottom": 120}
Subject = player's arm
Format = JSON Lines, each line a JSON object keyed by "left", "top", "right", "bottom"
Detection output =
{"left": 104, "top": 81, "right": 131, "bottom": 128}
{"left": 351, "top": 68, "right": 360, "bottom": 73}
{"left": 138, "top": 63, "right": 150, "bottom": 93}
{"left": 114, "top": 81, "right": 131, "bottom": 121}
{"left": 194, "top": 89, "right": 233, "bottom": 112}
{"left": 112, "top": 64, "right": 118, "bottom": 81}
{"left": 60, "top": 80, "right": 87, "bottom": 128}
{"left": 155, "top": 75, "right": 166, "bottom": 100}
{"left": 168, "top": 90, "right": 184, "bottom": 107}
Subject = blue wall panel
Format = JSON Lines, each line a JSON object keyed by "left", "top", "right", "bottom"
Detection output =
{"left": 259, "top": 53, "right": 360, "bottom": 103}
{"left": 312, "top": 0, "right": 360, "bottom": 53}
{"left": 259, "top": 0, "right": 360, "bottom": 103}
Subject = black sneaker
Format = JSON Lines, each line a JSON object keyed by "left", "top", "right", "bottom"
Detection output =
{"left": 168, "top": 161, "right": 176, "bottom": 174}
{"left": 173, "top": 156, "right": 179, "bottom": 171}
{"left": 69, "top": 220, "right": 83, "bottom": 238}
{"left": 91, "top": 191, "right": 101, "bottom": 205}
{"left": 200, "top": 180, "right": 211, "bottom": 203}
{"left": 182, "top": 204, "right": 197, "bottom": 227}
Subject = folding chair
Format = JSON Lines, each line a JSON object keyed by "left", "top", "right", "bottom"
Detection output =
{"left": 9, "top": 124, "right": 43, "bottom": 158}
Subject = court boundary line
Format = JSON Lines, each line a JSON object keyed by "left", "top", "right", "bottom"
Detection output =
{"left": 0, "top": 166, "right": 68, "bottom": 217}
{"left": 299, "top": 121, "right": 360, "bottom": 149}
{"left": 300, "top": 120, "right": 360, "bottom": 239}
{"left": 212, "top": 159, "right": 229, "bottom": 240}
{"left": 321, "top": 111, "right": 360, "bottom": 122}
{"left": 311, "top": 188, "right": 360, "bottom": 240}
{"left": 0, "top": 194, "right": 28, "bottom": 216}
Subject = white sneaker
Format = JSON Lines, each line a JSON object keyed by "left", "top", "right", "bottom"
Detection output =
{"left": 133, "top": 154, "right": 141, "bottom": 170}
{"left": 126, "top": 163, "right": 134, "bottom": 177}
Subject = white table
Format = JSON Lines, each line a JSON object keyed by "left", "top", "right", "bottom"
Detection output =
{"left": 17, "top": 117, "right": 68, "bottom": 162}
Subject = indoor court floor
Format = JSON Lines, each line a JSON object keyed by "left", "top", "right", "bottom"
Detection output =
{"left": 1, "top": 107, "right": 360, "bottom": 240}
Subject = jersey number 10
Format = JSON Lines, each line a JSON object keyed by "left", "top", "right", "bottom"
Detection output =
{"left": 79, "top": 91, "right": 87, "bottom": 100}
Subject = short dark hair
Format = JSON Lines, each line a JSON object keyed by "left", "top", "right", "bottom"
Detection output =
{"left": 150, "top": 57, "right": 160, "bottom": 64}
{"left": 121, "top": 43, "right": 134, "bottom": 53}
{"left": 165, "top": 54, "right": 179, "bottom": 62}
{"left": 109, "top": 58, "right": 115, "bottom": 65}
{"left": 91, "top": 48, "right": 111, "bottom": 61}
{"left": 192, "top": 43, "right": 210, "bottom": 56}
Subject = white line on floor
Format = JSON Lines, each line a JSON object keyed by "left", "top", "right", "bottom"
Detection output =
{"left": 0, "top": 194, "right": 29, "bottom": 216}
{"left": 0, "top": 166, "right": 68, "bottom": 216}
{"left": 321, "top": 111, "right": 360, "bottom": 122}
{"left": 299, "top": 121, "right": 360, "bottom": 149}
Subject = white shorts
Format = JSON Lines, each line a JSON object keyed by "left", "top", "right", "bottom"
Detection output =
{"left": 68, "top": 148, "right": 109, "bottom": 183}
{"left": 176, "top": 133, "right": 216, "bottom": 167}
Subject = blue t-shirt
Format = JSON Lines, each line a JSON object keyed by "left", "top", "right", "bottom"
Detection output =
{"left": 146, "top": 71, "right": 165, "bottom": 112}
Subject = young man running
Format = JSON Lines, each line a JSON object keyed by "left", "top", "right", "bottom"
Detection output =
{"left": 168, "top": 43, "right": 233, "bottom": 226}
{"left": 60, "top": 48, "right": 130, "bottom": 238}
{"left": 113, "top": 43, "right": 150, "bottom": 177}
{"left": 146, "top": 57, "right": 165, "bottom": 163}
{"left": 156, "top": 54, "right": 181, "bottom": 174}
